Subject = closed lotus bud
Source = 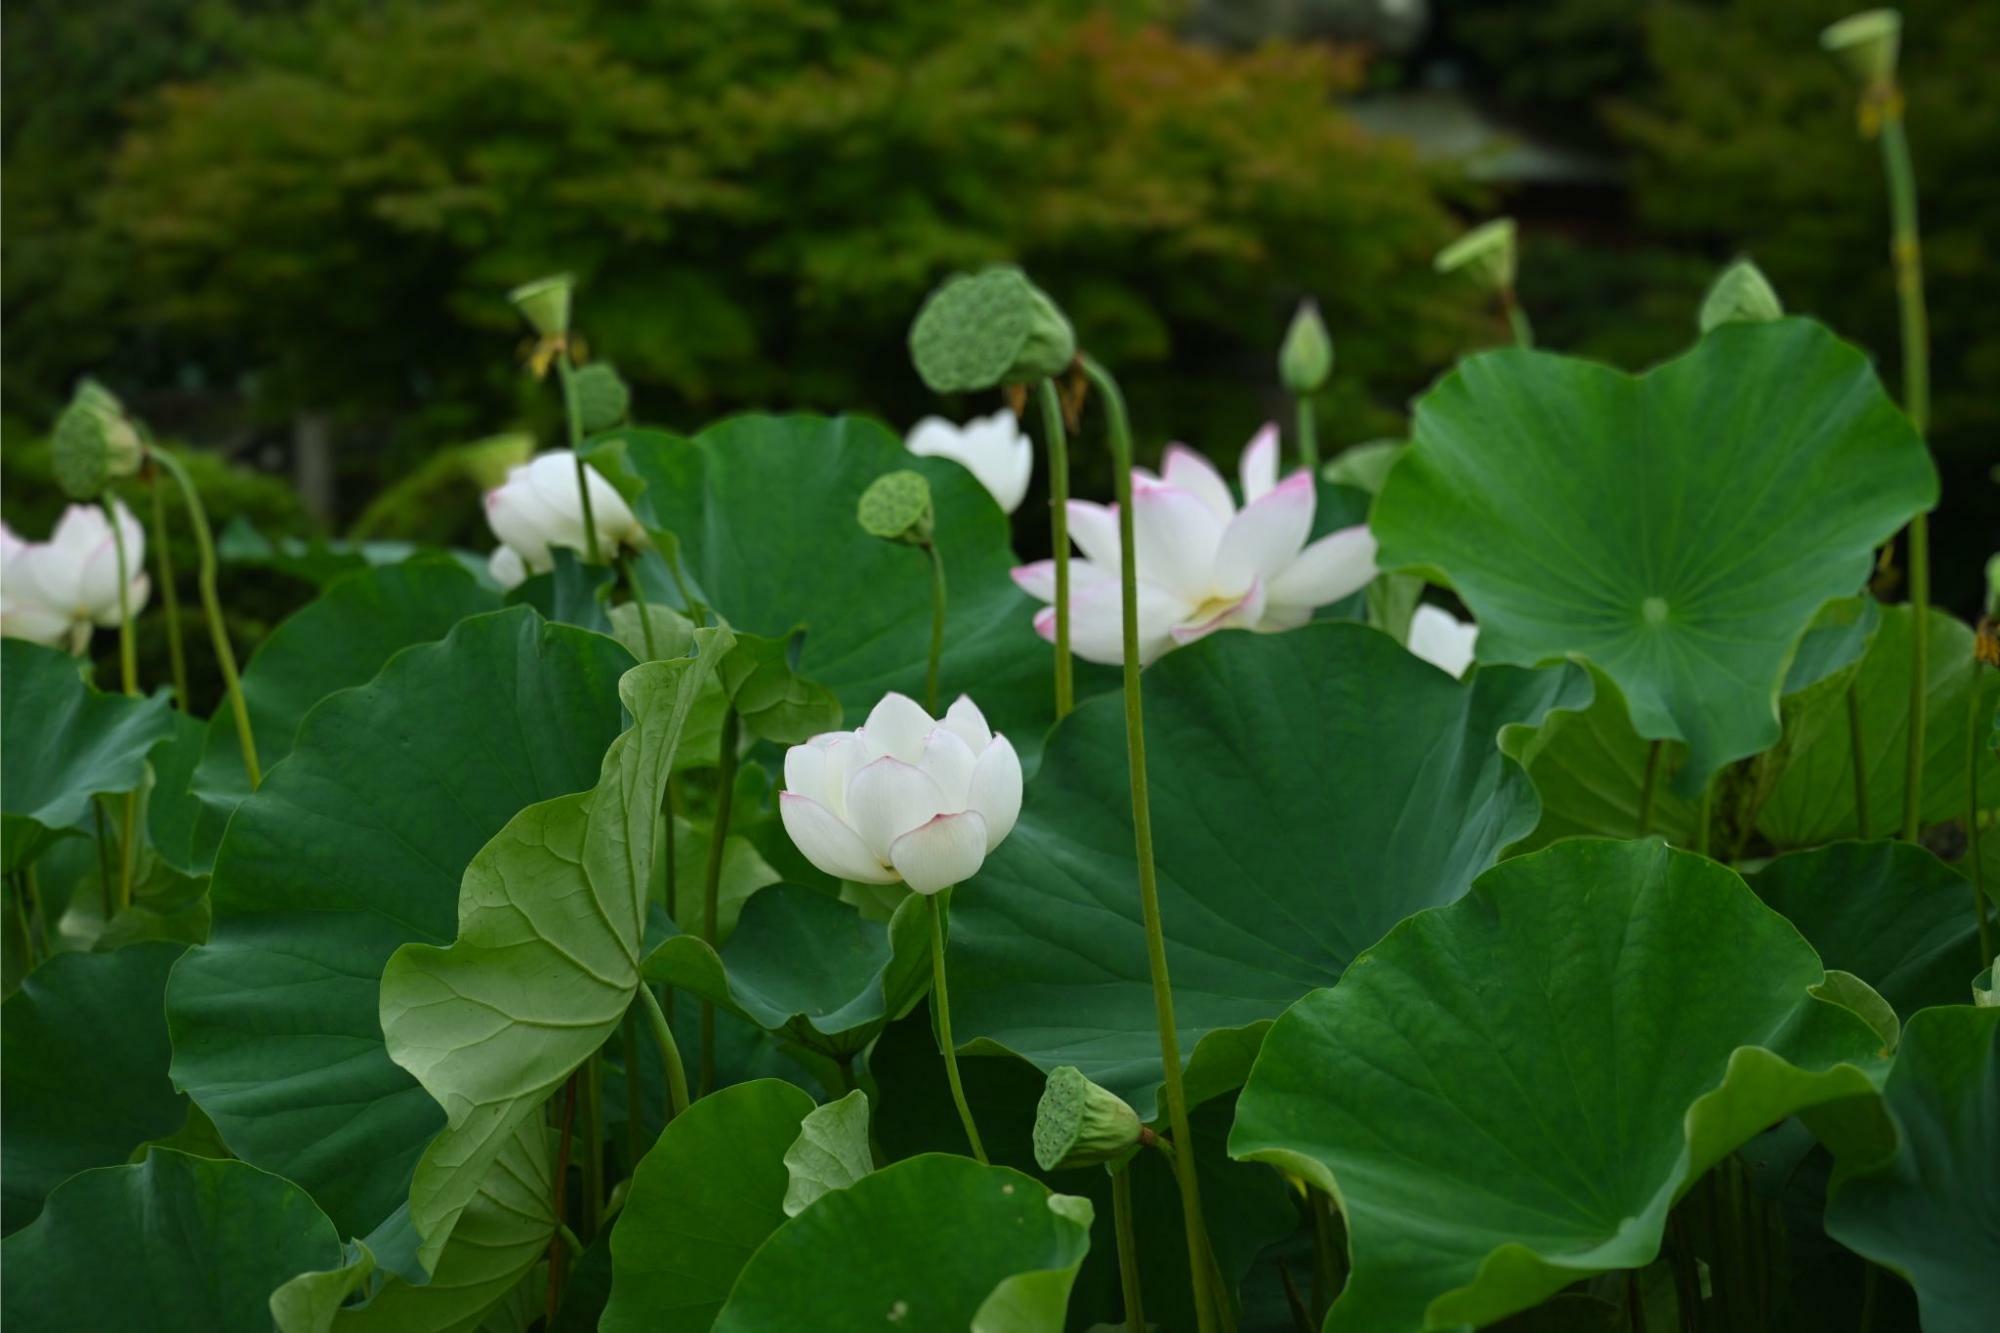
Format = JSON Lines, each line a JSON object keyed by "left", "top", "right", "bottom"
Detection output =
{"left": 1699, "top": 260, "right": 1785, "bottom": 333}
{"left": 857, "top": 469, "right": 934, "bottom": 546}
{"left": 1820, "top": 9, "right": 1901, "bottom": 91}
{"left": 1279, "top": 299, "right": 1334, "bottom": 396}
{"left": 482, "top": 449, "right": 645, "bottom": 574}
{"left": 908, "top": 266, "right": 1075, "bottom": 393}
{"left": 509, "top": 273, "right": 575, "bottom": 339}
{"left": 1434, "top": 218, "right": 1518, "bottom": 293}
{"left": 51, "top": 378, "right": 145, "bottom": 500}
{"left": 1033, "top": 1066, "right": 1144, "bottom": 1171}
{"left": 571, "top": 362, "right": 631, "bottom": 433}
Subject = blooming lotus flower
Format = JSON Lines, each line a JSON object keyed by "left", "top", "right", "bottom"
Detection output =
{"left": 3, "top": 503, "right": 150, "bottom": 650}
{"left": 780, "top": 692, "right": 1022, "bottom": 894}
{"left": 906, "top": 411, "right": 1033, "bottom": 515}
{"left": 1, "top": 523, "right": 72, "bottom": 647}
{"left": 1408, "top": 604, "right": 1478, "bottom": 678}
{"left": 482, "top": 449, "right": 645, "bottom": 575}
{"left": 1011, "top": 426, "right": 1377, "bottom": 665}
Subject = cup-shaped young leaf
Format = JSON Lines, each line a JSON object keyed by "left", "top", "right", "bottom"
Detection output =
{"left": 51, "top": 378, "right": 145, "bottom": 501}
{"left": 908, "top": 265, "right": 1075, "bottom": 393}
{"left": 780, "top": 692, "right": 1021, "bottom": 894}
{"left": 483, "top": 449, "right": 645, "bottom": 575}
{"left": 507, "top": 272, "right": 574, "bottom": 339}
{"left": 1033, "top": 1065, "right": 1145, "bottom": 1171}
{"left": 906, "top": 411, "right": 1033, "bottom": 515}
{"left": 1011, "top": 427, "right": 1377, "bottom": 664}
{"left": 1699, "top": 259, "right": 1785, "bottom": 333}
{"left": 1278, "top": 298, "right": 1334, "bottom": 396}
{"left": 1433, "top": 217, "right": 1518, "bottom": 292}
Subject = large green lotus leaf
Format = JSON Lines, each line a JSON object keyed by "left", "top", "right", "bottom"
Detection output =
{"left": 710, "top": 1153, "right": 1094, "bottom": 1333}
{"left": 1373, "top": 318, "right": 1936, "bottom": 795}
{"left": 184, "top": 556, "right": 502, "bottom": 871}
{"left": 271, "top": 1116, "right": 554, "bottom": 1333}
{"left": 0, "top": 638, "right": 174, "bottom": 873}
{"left": 1825, "top": 1005, "right": 1999, "bottom": 1333}
{"left": 949, "top": 622, "right": 1588, "bottom": 1118}
{"left": 166, "top": 607, "right": 631, "bottom": 1245}
{"left": 0, "top": 940, "right": 188, "bottom": 1234}
{"left": 1748, "top": 840, "right": 1983, "bottom": 1017}
{"left": 642, "top": 882, "right": 930, "bottom": 1059}
{"left": 1229, "top": 839, "right": 1888, "bottom": 1333}
{"left": 381, "top": 628, "right": 731, "bottom": 1271}
{"left": 601, "top": 1078, "right": 815, "bottom": 1333}
{"left": 586, "top": 417, "right": 1103, "bottom": 759}
{"left": 0, "top": 1148, "right": 342, "bottom": 1330}
{"left": 1758, "top": 607, "right": 2000, "bottom": 847}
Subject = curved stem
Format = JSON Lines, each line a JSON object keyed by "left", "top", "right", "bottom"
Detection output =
{"left": 1848, "top": 684, "right": 1871, "bottom": 839}
{"left": 1036, "top": 379, "right": 1074, "bottom": 719}
{"left": 1879, "top": 109, "right": 1930, "bottom": 843}
{"left": 152, "top": 448, "right": 259, "bottom": 788}
{"left": 149, "top": 477, "right": 189, "bottom": 711}
{"left": 1308, "top": 1189, "right": 1342, "bottom": 1321}
{"left": 698, "top": 708, "right": 740, "bottom": 1097}
{"left": 583, "top": 1053, "right": 605, "bottom": 1237}
{"left": 1295, "top": 395, "right": 1318, "bottom": 473}
{"left": 922, "top": 540, "right": 947, "bottom": 716}
{"left": 1078, "top": 351, "right": 1219, "bottom": 1333}
{"left": 1111, "top": 1164, "right": 1145, "bottom": 1333}
{"left": 637, "top": 983, "right": 691, "bottom": 1119}
{"left": 555, "top": 358, "right": 603, "bottom": 564}
{"left": 616, "top": 553, "right": 658, "bottom": 659}
{"left": 621, "top": 1007, "right": 643, "bottom": 1168}
{"left": 1501, "top": 288, "right": 1535, "bottom": 348}
{"left": 1637, "top": 740, "right": 1663, "bottom": 838}
{"left": 927, "top": 888, "right": 986, "bottom": 1162}
{"left": 1968, "top": 703, "right": 1992, "bottom": 968}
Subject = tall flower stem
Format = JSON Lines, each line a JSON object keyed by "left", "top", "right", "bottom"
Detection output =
{"left": 621, "top": 1006, "right": 643, "bottom": 1167}
{"left": 1637, "top": 740, "right": 1663, "bottom": 838}
{"left": 1111, "top": 1164, "right": 1145, "bottom": 1332}
{"left": 108, "top": 506, "right": 141, "bottom": 911}
{"left": 151, "top": 447, "right": 259, "bottom": 788}
{"left": 1968, "top": 702, "right": 1992, "bottom": 967}
{"left": 616, "top": 553, "right": 658, "bottom": 659}
{"left": 1294, "top": 397, "right": 1318, "bottom": 474}
{"left": 637, "top": 984, "right": 691, "bottom": 1119}
{"left": 1036, "top": 379, "right": 1074, "bottom": 719}
{"left": 697, "top": 708, "right": 740, "bottom": 1097}
{"left": 149, "top": 477, "right": 190, "bottom": 711}
{"left": 1078, "top": 351, "right": 1221, "bottom": 1333}
{"left": 546, "top": 1073, "right": 579, "bottom": 1323}
{"left": 921, "top": 540, "right": 947, "bottom": 715}
{"left": 555, "top": 356, "right": 603, "bottom": 565}
{"left": 927, "top": 888, "right": 986, "bottom": 1163}
{"left": 1500, "top": 289, "right": 1535, "bottom": 348}
{"left": 582, "top": 1053, "right": 605, "bottom": 1237}
{"left": 1848, "top": 685, "right": 1871, "bottom": 838}
{"left": 1878, "top": 106, "right": 1931, "bottom": 843}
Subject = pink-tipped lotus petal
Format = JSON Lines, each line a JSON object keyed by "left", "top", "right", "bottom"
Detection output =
{"left": 1239, "top": 423, "right": 1280, "bottom": 503}
{"left": 1011, "top": 561, "right": 1058, "bottom": 601}
{"left": 779, "top": 792, "right": 898, "bottom": 884}
{"left": 1130, "top": 479, "right": 1224, "bottom": 604}
{"left": 888, "top": 810, "right": 990, "bottom": 895}
{"left": 845, "top": 756, "right": 948, "bottom": 861}
{"left": 1161, "top": 443, "right": 1236, "bottom": 521}
{"left": 1213, "top": 471, "right": 1315, "bottom": 594}
{"left": 1266, "top": 524, "right": 1378, "bottom": 610}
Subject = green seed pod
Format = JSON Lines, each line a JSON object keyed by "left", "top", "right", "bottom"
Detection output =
{"left": 1820, "top": 9, "right": 1901, "bottom": 91}
{"left": 908, "top": 266, "right": 1075, "bottom": 393}
{"left": 51, "top": 377, "right": 145, "bottom": 500}
{"left": 571, "top": 362, "right": 631, "bottom": 433}
{"left": 1433, "top": 218, "right": 1518, "bottom": 293}
{"left": 1032, "top": 1065, "right": 1144, "bottom": 1172}
{"left": 857, "top": 469, "right": 934, "bottom": 545}
{"left": 1279, "top": 298, "right": 1334, "bottom": 396}
{"left": 509, "top": 272, "right": 575, "bottom": 339}
{"left": 1699, "top": 260, "right": 1785, "bottom": 333}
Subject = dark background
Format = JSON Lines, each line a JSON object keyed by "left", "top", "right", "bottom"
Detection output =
{"left": 4, "top": 0, "right": 1994, "bottom": 625}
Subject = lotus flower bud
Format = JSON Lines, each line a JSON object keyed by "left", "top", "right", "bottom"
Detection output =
{"left": 857, "top": 469, "right": 935, "bottom": 546}
{"left": 908, "top": 266, "right": 1075, "bottom": 393}
{"left": 778, "top": 692, "right": 1023, "bottom": 895}
{"left": 1033, "top": 1066, "right": 1144, "bottom": 1171}
{"left": 482, "top": 449, "right": 645, "bottom": 574}
{"left": 1433, "top": 218, "right": 1518, "bottom": 293}
{"left": 1699, "top": 261, "right": 1785, "bottom": 333}
{"left": 508, "top": 273, "right": 575, "bottom": 340}
{"left": 570, "top": 362, "right": 631, "bottom": 433}
{"left": 1279, "top": 299, "right": 1334, "bottom": 396}
{"left": 1820, "top": 9, "right": 1901, "bottom": 92}
{"left": 51, "top": 378, "right": 146, "bottom": 500}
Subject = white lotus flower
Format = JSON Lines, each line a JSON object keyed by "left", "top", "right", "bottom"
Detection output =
{"left": 3, "top": 503, "right": 150, "bottom": 650}
{"left": 906, "top": 411, "right": 1033, "bottom": 515}
{"left": 1408, "top": 604, "right": 1478, "bottom": 678}
{"left": 1010, "top": 425, "right": 1378, "bottom": 665}
{"left": 1, "top": 522, "right": 72, "bottom": 647}
{"left": 779, "top": 692, "right": 1023, "bottom": 895}
{"left": 482, "top": 449, "right": 645, "bottom": 575}
{"left": 486, "top": 544, "right": 529, "bottom": 591}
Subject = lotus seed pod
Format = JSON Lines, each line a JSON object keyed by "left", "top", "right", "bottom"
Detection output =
{"left": 1279, "top": 299, "right": 1334, "bottom": 396}
{"left": 1032, "top": 1065, "right": 1143, "bottom": 1172}
{"left": 509, "top": 273, "right": 575, "bottom": 339}
{"left": 908, "top": 266, "right": 1075, "bottom": 394}
{"left": 1433, "top": 218, "right": 1518, "bottom": 293}
{"left": 571, "top": 362, "right": 631, "bottom": 433}
{"left": 1820, "top": 9, "right": 1901, "bottom": 90}
{"left": 857, "top": 469, "right": 934, "bottom": 545}
{"left": 51, "top": 377, "right": 145, "bottom": 500}
{"left": 1699, "top": 261, "right": 1785, "bottom": 333}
